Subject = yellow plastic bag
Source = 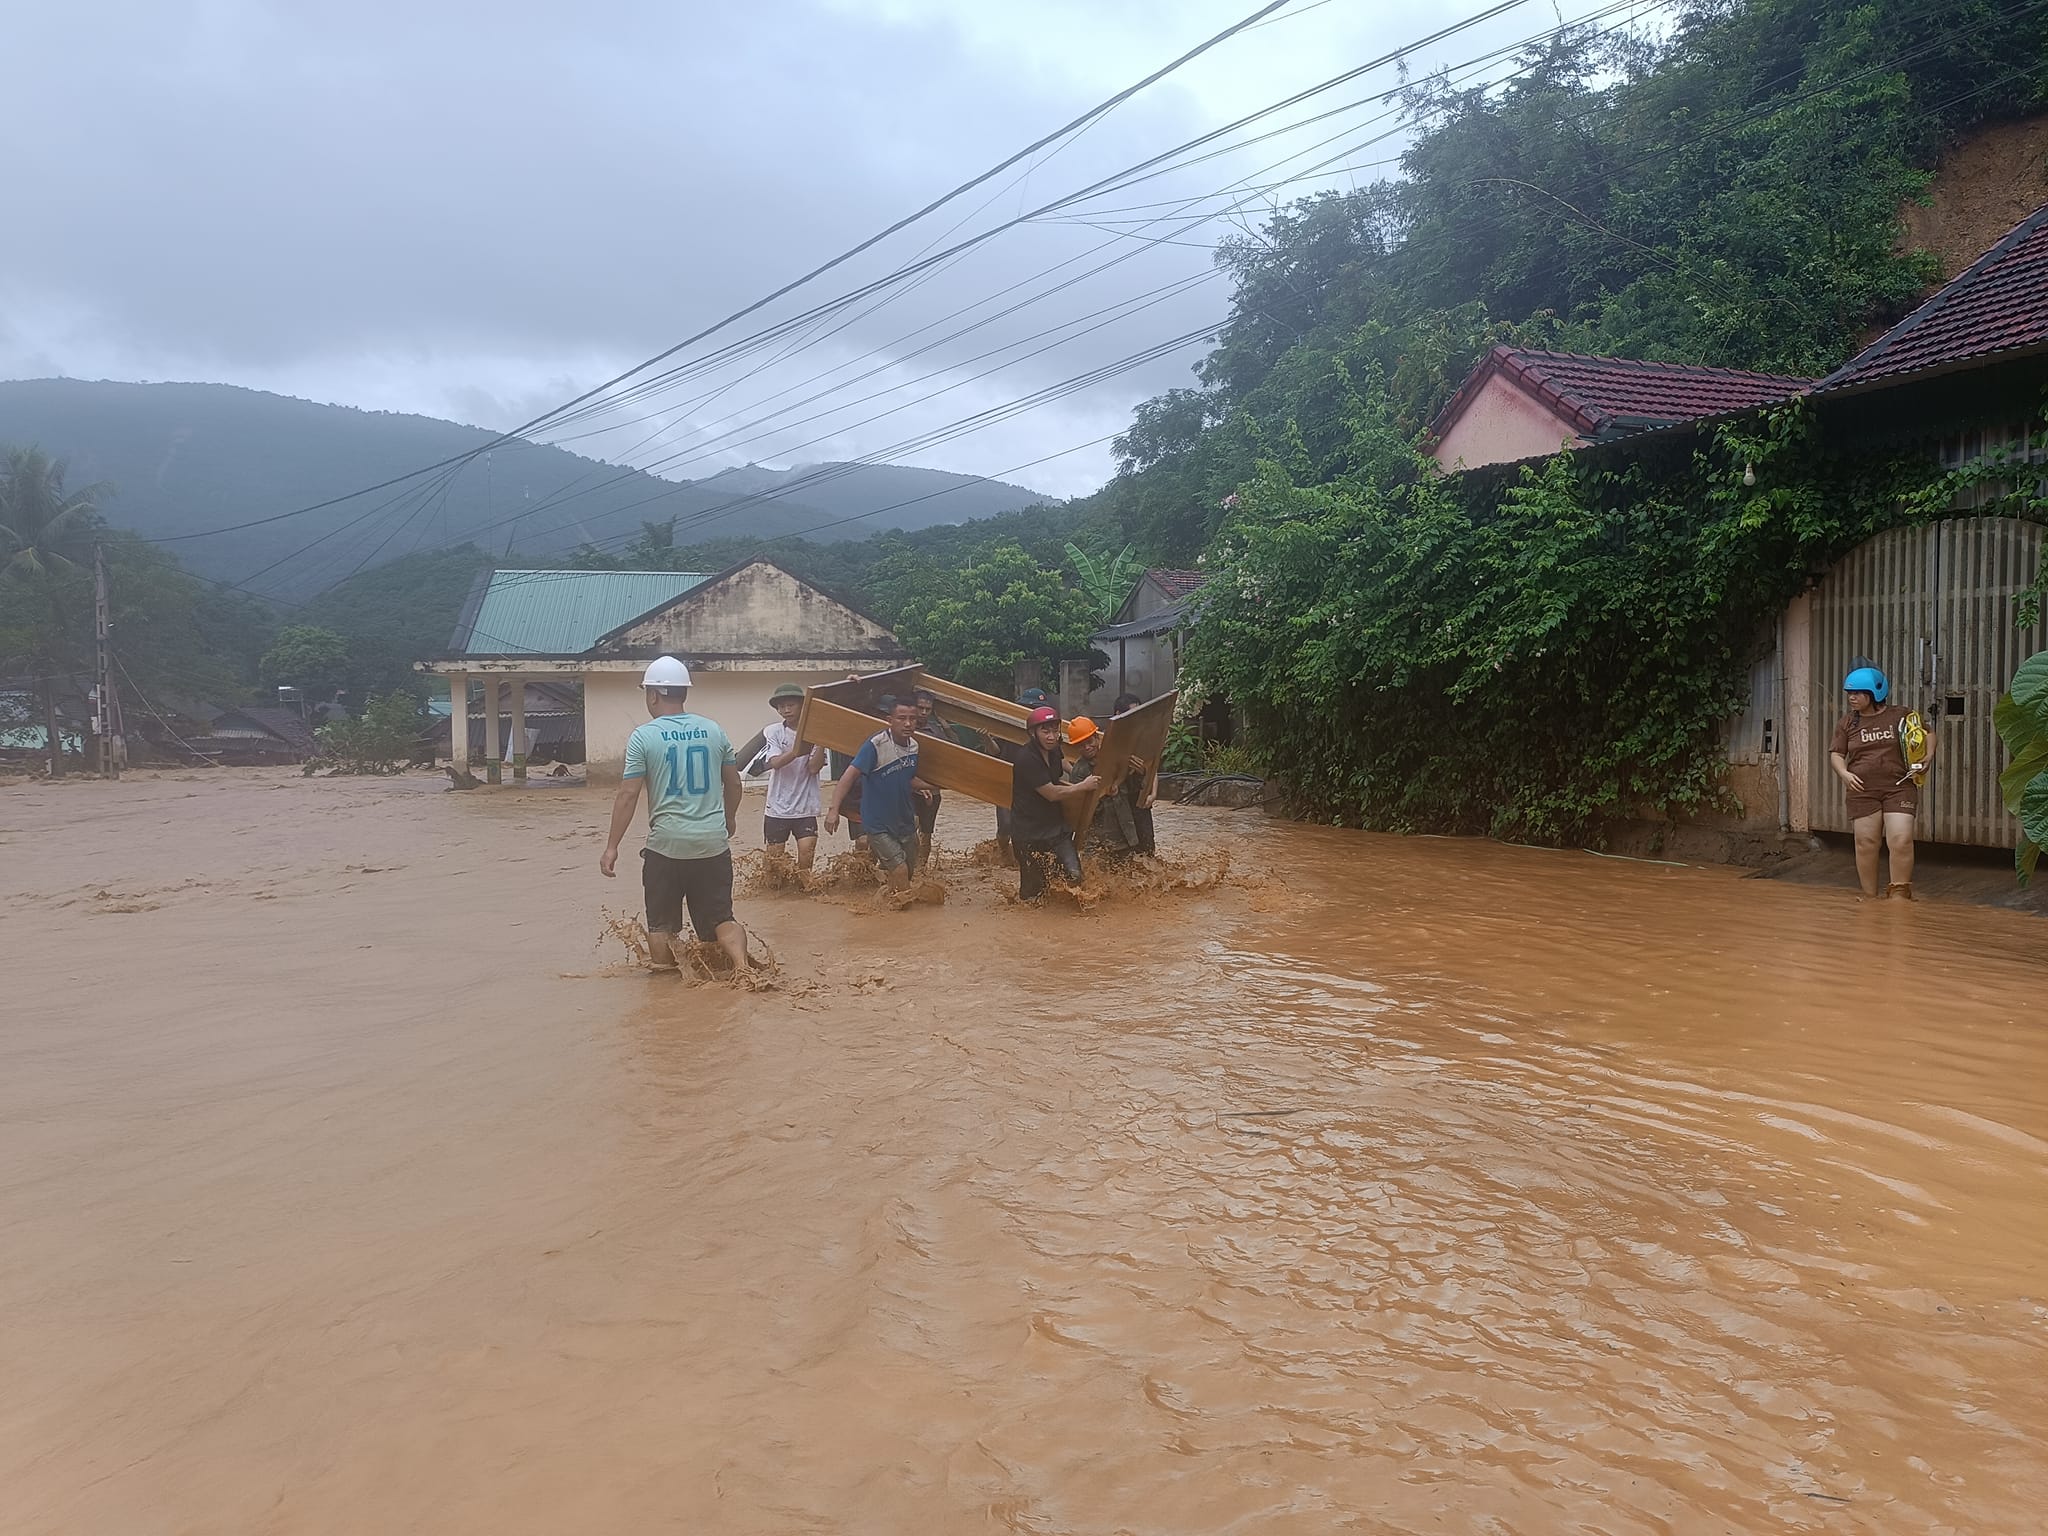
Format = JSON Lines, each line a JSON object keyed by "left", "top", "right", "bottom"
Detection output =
{"left": 1898, "top": 710, "right": 1931, "bottom": 781}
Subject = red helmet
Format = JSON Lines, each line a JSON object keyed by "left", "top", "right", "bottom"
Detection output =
{"left": 1027, "top": 705, "right": 1061, "bottom": 726}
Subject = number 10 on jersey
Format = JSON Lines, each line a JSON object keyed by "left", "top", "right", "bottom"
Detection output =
{"left": 665, "top": 742, "right": 712, "bottom": 798}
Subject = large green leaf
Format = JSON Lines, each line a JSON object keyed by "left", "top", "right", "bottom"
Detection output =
{"left": 1995, "top": 693, "right": 2045, "bottom": 758}
{"left": 2022, "top": 771, "right": 2048, "bottom": 850}
{"left": 2012, "top": 648, "right": 2048, "bottom": 718}
{"left": 2000, "top": 742, "right": 2048, "bottom": 813}
{"left": 2018, "top": 835, "right": 2041, "bottom": 889}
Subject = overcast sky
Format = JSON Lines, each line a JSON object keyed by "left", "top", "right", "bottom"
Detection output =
{"left": 5, "top": 0, "right": 1564, "bottom": 498}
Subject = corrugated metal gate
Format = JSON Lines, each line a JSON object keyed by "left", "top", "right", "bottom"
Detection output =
{"left": 1808, "top": 517, "right": 2047, "bottom": 844}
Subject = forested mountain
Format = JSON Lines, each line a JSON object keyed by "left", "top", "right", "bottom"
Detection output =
{"left": 0, "top": 379, "right": 1052, "bottom": 597}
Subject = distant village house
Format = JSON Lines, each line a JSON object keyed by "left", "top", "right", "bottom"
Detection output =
{"left": 416, "top": 558, "right": 910, "bottom": 783}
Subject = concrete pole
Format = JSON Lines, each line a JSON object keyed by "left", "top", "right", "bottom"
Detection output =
{"left": 448, "top": 671, "right": 471, "bottom": 779}
{"left": 508, "top": 677, "right": 527, "bottom": 784}
{"left": 483, "top": 678, "right": 502, "bottom": 785}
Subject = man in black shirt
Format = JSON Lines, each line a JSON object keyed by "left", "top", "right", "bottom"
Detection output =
{"left": 1011, "top": 705, "right": 1099, "bottom": 900}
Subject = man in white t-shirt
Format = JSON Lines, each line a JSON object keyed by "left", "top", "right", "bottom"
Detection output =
{"left": 758, "top": 682, "right": 826, "bottom": 871}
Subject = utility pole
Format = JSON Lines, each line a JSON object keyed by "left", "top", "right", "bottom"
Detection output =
{"left": 93, "top": 543, "right": 120, "bottom": 780}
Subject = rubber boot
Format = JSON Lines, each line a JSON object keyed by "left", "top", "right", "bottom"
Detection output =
{"left": 1886, "top": 882, "right": 1914, "bottom": 901}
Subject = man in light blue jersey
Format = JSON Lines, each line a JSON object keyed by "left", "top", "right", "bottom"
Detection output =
{"left": 599, "top": 656, "right": 748, "bottom": 976}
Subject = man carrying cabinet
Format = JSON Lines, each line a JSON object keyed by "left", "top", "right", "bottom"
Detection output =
{"left": 600, "top": 656, "right": 750, "bottom": 976}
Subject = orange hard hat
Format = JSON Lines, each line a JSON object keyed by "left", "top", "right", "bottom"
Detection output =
{"left": 1066, "top": 716, "right": 1098, "bottom": 745}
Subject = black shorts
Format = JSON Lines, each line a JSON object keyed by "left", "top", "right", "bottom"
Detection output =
{"left": 916, "top": 788, "right": 941, "bottom": 838}
{"left": 763, "top": 815, "right": 819, "bottom": 845}
{"left": 641, "top": 848, "right": 735, "bottom": 940}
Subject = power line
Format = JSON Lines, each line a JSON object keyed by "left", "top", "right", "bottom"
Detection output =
{"left": 259, "top": 0, "right": 1668, "bottom": 596}
{"left": 144, "top": 0, "right": 1313, "bottom": 549}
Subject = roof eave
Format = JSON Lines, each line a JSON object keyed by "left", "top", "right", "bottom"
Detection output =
{"left": 1814, "top": 339, "right": 2048, "bottom": 401}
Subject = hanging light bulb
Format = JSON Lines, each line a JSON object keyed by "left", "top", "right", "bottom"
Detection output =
{"left": 1742, "top": 462, "right": 1757, "bottom": 488}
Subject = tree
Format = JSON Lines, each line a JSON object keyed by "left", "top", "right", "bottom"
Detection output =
{"left": 889, "top": 543, "right": 1097, "bottom": 694}
{"left": 1998, "top": 648, "right": 2048, "bottom": 886}
{"left": 308, "top": 692, "right": 424, "bottom": 775}
{"left": 0, "top": 448, "right": 110, "bottom": 776}
{"left": 260, "top": 625, "right": 352, "bottom": 703}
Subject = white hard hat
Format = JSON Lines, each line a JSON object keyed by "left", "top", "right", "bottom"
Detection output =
{"left": 642, "top": 656, "right": 691, "bottom": 689}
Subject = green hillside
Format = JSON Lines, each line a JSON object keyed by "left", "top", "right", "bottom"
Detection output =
{"left": 0, "top": 379, "right": 1054, "bottom": 599}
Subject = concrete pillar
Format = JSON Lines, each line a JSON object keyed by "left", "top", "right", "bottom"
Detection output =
{"left": 448, "top": 671, "right": 470, "bottom": 778}
{"left": 483, "top": 678, "right": 502, "bottom": 785}
{"left": 1784, "top": 591, "right": 1814, "bottom": 833}
{"left": 1059, "top": 659, "right": 1090, "bottom": 722}
{"left": 509, "top": 677, "right": 527, "bottom": 784}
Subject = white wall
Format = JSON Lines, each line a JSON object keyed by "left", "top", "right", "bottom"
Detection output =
{"left": 610, "top": 561, "right": 903, "bottom": 664}
{"left": 1431, "top": 372, "right": 1583, "bottom": 472}
{"left": 584, "top": 668, "right": 855, "bottom": 782}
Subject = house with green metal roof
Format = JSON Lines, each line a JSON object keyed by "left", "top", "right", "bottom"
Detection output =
{"left": 417, "top": 559, "right": 909, "bottom": 784}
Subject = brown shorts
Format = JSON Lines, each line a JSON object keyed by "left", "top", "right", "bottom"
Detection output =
{"left": 1847, "top": 784, "right": 1918, "bottom": 820}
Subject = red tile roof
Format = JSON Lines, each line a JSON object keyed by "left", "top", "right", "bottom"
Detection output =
{"left": 1431, "top": 346, "right": 1812, "bottom": 445}
{"left": 1146, "top": 569, "right": 1206, "bottom": 600}
{"left": 1821, "top": 200, "right": 2048, "bottom": 393}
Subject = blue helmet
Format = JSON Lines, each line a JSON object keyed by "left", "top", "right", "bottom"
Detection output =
{"left": 1843, "top": 665, "right": 1888, "bottom": 703}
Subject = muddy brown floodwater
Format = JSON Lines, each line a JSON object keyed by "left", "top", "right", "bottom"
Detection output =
{"left": 2, "top": 770, "right": 2044, "bottom": 1534}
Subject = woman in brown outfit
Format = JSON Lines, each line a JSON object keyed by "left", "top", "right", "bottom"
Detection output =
{"left": 1828, "top": 664, "right": 1935, "bottom": 899}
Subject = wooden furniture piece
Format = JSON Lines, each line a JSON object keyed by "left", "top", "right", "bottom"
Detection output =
{"left": 796, "top": 667, "right": 1173, "bottom": 841}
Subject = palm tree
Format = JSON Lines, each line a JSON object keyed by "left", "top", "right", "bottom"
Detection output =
{"left": 0, "top": 447, "right": 111, "bottom": 777}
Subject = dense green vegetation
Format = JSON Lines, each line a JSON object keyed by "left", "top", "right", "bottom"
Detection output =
{"left": 1, "top": 447, "right": 275, "bottom": 770}
{"left": 2000, "top": 648, "right": 2048, "bottom": 883}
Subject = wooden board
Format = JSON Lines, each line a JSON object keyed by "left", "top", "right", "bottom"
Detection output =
{"left": 806, "top": 666, "right": 926, "bottom": 719}
{"left": 1066, "top": 691, "right": 1175, "bottom": 840}
{"left": 796, "top": 689, "right": 1017, "bottom": 815}
{"left": 914, "top": 675, "right": 1032, "bottom": 746}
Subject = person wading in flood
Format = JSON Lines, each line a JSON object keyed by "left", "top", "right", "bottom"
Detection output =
{"left": 825, "top": 694, "right": 934, "bottom": 896}
{"left": 1011, "top": 705, "right": 1100, "bottom": 900}
{"left": 758, "top": 683, "right": 826, "bottom": 873}
{"left": 599, "top": 656, "right": 750, "bottom": 974}
{"left": 991, "top": 686, "right": 1048, "bottom": 864}
{"left": 1064, "top": 716, "right": 1150, "bottom": 860}
{"left": 1829, "top": 664, "right": 1936, "bottom": 900}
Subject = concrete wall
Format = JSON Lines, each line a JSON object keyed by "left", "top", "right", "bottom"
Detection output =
{"left": 1430, "top": 373, "right": 1583, "bottom": 472}
{"left": 585, "top": 668, "right": 855, "bottom": 782}
{"left": 610, "top": 561, "right": 902, "bottom": 663}
{"left": 1084, "top": 633, "right": 1177, "bottom": 717}
{"left": 1125, "top": 576, "right": 1182, "bottom": 622}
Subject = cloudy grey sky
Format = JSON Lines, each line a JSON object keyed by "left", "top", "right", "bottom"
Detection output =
{"left": 5, "top": 0, "right": 1563, "bottom": 497}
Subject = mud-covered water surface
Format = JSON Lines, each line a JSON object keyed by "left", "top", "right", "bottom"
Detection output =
{"left": 2, "top": 770, "right": 2044, "bottom": 1534}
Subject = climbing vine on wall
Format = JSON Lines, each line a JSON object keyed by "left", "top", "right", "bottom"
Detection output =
{"left": 1186, "top": 397, "right": 2048, "bottom": 845}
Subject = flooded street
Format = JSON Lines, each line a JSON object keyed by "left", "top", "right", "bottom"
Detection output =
{"left": 3, "top": 770, "right": 2044, "bottom": 1533}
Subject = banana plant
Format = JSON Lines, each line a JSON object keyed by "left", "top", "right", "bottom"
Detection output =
{"left": 1995, "top": 646, "right": 2048, "bottom": 885}
{"left": 1064, "top": 540, "right": 1140, "bottom": 622}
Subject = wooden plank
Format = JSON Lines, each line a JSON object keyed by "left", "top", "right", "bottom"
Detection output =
{"left": 911, "top": 732, "right": 1016, "bottom": 809}
{"left": 808, "top": 665, "right": 926, "bottom": 719}
{"left": 1067, "top": 691, "right": 1176, "bottom": 840}
{"left": 796, "top": 696, "right": 892, "bottom": 758}
{"left": 796, "top": 693, "right": 1018, "bottom": 810}
{"left": 916, "top": 675, "right": 1031, "bottom": 746}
